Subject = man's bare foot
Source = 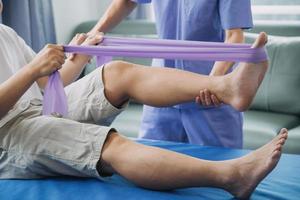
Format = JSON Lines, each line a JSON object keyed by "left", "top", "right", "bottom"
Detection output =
{"left": 218, "top": 32, "right": 269, "bottom": 111}
{"left": 226, "top": 128, "right": 288, "bottom": 199}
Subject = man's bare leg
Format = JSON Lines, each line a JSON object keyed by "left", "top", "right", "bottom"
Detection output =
{"left": 217, "top": 32, "right": 269, "bottom": 111}
{"left": 102, "top": 32, "right": 268, "bottom": 112}
{"left": 100, "top": 128, "right": 288, "bottom": 199}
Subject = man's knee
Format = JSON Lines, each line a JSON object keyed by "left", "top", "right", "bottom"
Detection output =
{"left": 102, "top": 61, "right": 135, "bottom": 107}
{"left": 104, "top": 60, "right": 135, "bottom": 80}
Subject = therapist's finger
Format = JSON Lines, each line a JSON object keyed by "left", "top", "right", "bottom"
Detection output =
{"left": 73, "top": 33, "right": 88, "bottom": 47}
{"left": 67, "top": 35, "right": 78, "bottom": 60}
{"left": 204, "top": 89, "right": 212, "bottom": 106}
{"left": 195, "top": 96, "right": 201, "bottom": 105}
{"left": 78, "top": 33, "right": 88, "bottom": 44}
{"left": 200, "top": 90, "right": 206, "bottom": 106}
{"left": 211, "top": 94, "right": 221, "bottom": 106}
{"left": 86, "top": 34, "right": 103, "bottom": 45}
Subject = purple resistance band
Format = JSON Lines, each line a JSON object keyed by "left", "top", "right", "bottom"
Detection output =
{"left": 42, "top": 36, "right": 268, "bottom": 117}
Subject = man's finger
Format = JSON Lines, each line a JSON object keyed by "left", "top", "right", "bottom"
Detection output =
{"left": 57, "top": 65, "right": 62, "bottom": 71}
{"left": 55, "top": 55, "right": 65, "bottom": 66}
{"left": 54, "top": 50, "right": 66, "bottom": 62}
{"left": 47, "top": 44, "right": 64, "bottom": 51}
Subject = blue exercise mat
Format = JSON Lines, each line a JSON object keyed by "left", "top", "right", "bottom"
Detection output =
{"left": 0, "top": 139, "right": 299, "bottom": 200}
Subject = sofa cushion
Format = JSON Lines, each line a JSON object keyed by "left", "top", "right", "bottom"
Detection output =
{"left": 243, "top": 110, "right": 300, "bottom": 151}
{"left": 245, "top": 34, "right": 300, "bottom": 116}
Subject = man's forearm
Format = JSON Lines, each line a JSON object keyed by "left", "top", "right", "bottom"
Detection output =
{"left": 59, "top": 56, "right": 90, "bottom": 87}
{"left": 210, "top": 29, "right": 245, "bottom": 76}
{"left": 0, "top": 65, "right": 37, "bottom": 119}
{"left": 36, "top": 56, "right": 89, "bottom": 89}
{"left": 90, "top": 0, "right": 137, "bottom": 34}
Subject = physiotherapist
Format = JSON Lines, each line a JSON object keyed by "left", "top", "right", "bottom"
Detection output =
{"left": 90, "top": 0, "right": 253, "bottom": 148}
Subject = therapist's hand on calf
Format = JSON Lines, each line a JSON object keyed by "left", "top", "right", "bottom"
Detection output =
{"left": 196, "top": 89, "right": 222, "bottom": 107}
{"left": 196, "top": 69, "right": 224, "bottom": 107}
{"left": 26, "top": 44, "right": 65, "bottom": 79}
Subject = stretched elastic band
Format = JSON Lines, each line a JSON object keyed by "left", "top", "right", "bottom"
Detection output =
{"left": 43, "top": 36, "right": 268, "bottom": 116}
{"left": 64, "top": 36, "right": 268, "bottom": 63}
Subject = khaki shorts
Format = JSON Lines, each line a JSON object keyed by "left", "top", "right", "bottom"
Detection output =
{"left": 0, "top": 66, "right": 127, "bottom": 179}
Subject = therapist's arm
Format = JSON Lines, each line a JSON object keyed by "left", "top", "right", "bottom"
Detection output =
{"left": 90, "top": 0, "right": 137, "bottom": 34}
{"left": 210, "top": 28, "right": 245, "bottom": 76}
{"left": 197, "top": 28, "right": 244, "bottom": 106}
